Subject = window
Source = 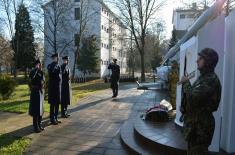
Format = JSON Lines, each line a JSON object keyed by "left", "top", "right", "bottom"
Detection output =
{"left": 75, "top": 0, "right": 80, "bottom": 2}
{"left": 75, "top": 8, "right": 80, "bottom": 20}
{"left": 102, "top": 25, "right": 104, "bottom": 30}
{"left": 74, "top": 34, "right": 79, "bottom": 46}
{"left": 187, "top": 14, "right": 195, "bottom": 18}
{"left": 180, "top": 14, "right": 185, "bottom": 19}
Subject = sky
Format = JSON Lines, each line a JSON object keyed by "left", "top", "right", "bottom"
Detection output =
{"left": 158, "top": 0, "right": 180, "bottom": 39}
{"left": 0, "top": 0, "right": 213, "bottom": 40}
{"left": 105, "top": 0, "right": 187, "bottom": 40}
{"left": 105, "top": 0, "right": 215, "bottom": 40}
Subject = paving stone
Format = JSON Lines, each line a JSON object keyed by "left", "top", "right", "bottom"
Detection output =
{"left": 20, "top": 84, "right": 143, "bottom": 155}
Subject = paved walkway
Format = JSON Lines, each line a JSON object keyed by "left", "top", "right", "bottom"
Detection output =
{"left": 25, "top": 84, "right": 151, "bottom": 155}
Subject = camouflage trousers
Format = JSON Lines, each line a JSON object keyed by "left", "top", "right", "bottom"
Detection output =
{"left": 170, "top": 93, "right": 176, "bottom": 109}
{"left": 187, "top": 138, "right": 209, "bottom": 155}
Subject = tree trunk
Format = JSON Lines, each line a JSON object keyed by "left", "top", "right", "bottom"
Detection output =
{"left": 24, "top": 68, "right": 28, "bottom": 79}
{"left": 72, "top": 47, "right": 79, "bottom": 81}
{"left": 132, "top": 56, "right": 135, "bottom": 78}
{"left": 83, "top": 71, "right": 86, "bottom": 82}
{"left": 13, "top": 68, "right": 17, "bottom": 78}
{"left": 140, "top": 52, "right": 145, "bottom": 82}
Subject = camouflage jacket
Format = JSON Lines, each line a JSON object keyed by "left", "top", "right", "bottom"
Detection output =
{"left": 181, "top": 71, "right": 221, "bottom": 143}
{"left": 168, "top": 68, "right": 179, "bottom": 91}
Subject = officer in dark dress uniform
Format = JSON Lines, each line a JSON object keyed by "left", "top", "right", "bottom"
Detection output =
{"left": 29, "top": 60, "right": 45, "bottom": 133}
{"left": 47, "top": 53, "right": 61, "bottom": 125}
{"left": 61, "top": 56, "right": 71, "bottom": 118}
{"left": 108, "top": 58, "right": 120, "bottom": 98}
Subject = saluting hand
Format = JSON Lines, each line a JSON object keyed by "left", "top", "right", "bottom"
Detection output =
{"left": 180, "top": 76, "right": 189, "bottom": 84}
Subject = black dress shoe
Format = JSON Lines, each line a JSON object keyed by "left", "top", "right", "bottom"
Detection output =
{"left": 51, "top": 121, "right": 58, "bottom": 125}
{"left": 61, "top": 115, "right": 68, "bottom": 118}
{"left": 34, "top": 128, "right": 41, "bottom": 133}
{"left": 39, "top": 126, "right": 44, "bottom": 130}
{"left": 55, "top": 119, "right": 61, "bottom": 123}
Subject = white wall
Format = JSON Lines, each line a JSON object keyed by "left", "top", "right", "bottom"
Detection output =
{"left": 44, "top": 0, "right": 127, "bottom": 78}
{"left": 175, "top": 36, "right": 198, "bottom": 127}
{"left": 220, "top": 9, "right": 235, "bottom": 153}
{"left": 173, "top": 11, "right": 197, "bottom": 31}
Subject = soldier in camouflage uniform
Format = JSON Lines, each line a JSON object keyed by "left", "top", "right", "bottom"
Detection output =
{"left": 180, "top": 48, "right": 221, "bottom": 155}
{"left": 168, "top": 60, "right": 179, "bottom": 109}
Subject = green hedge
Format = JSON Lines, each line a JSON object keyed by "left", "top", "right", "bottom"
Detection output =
{"left": 0, "top": 74, "right": 17, "bottom": 100}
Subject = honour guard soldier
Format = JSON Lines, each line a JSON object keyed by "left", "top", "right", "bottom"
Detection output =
{"left": 47, "top": 53, "right": 61, "bottom": 125}
{"left": 168, "top": 60, "right": 179, "bottom": 109}
{"left": 29, "top": 59, "right": 45, "bottom": 133}
{"left": 61, "top": 56, "right": 71, "bottom": 118}
{"left": 108, "top": 58, "right": 120, "bottom": 98}
{"left": 180, "top": 48, "right": 221, "bottom": 155}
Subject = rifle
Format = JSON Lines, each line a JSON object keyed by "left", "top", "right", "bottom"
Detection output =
{"left": 177, "top": 71, "right": 196, "bottom": 85}
{"left": 179, "top": 55, "right": 187, "bottom": 123}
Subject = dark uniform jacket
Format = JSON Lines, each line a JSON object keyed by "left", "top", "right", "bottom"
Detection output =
{"left": 181, "top": 70, "right": 221, "bottom": 146}
{"left": 108, "top": 63, "right": 120, "bottom": 88}
{"left": 29, "top": 68, "right": 45, "bottom": 116}
{"left": 61, "top": 63, "right": 71, "bottom": 105}
{"left": 108, "top": 63, "right": 120, "bottom": 81}
{"left": 47, "top": 62, "right": 61, "bottom": 104}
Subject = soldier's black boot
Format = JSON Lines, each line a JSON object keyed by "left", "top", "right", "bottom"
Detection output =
{"left": 65, "top": 105, "right": 70, "bottom": 117}
{"left": 50, "top": 104, "right": 56, "bottom": 124}
{"left": 112, "top": 89, "right": 116, "bottom": 98}
{"left": 33, "top": 116, "right": 41, "bottom": 133}
{"left": 61, "top": 104, "right": 68, "bottom": 118}
{"left": 38, "top": 116, "right": 44, "bottom": 130}
{"left": 55, "top": 104, "right": 61, "bottom": 123}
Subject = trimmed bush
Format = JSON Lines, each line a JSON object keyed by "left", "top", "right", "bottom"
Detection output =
{"left": 0, "top": 74, "right": 17, "bottom": 100}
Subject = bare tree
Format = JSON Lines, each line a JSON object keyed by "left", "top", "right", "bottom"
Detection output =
{"left": 0, "top": 0, "right": 26, "bottom": 76}
{"left": 0, "top": 35, "right": 14, "bottom": 73}
{"left": 41, "top": 0, "right": 75, "bottom": 57}
{"left": 105, "top": 0, "right": 166, "bottom": 82}
{"left": 225, "top": 0, "right": 235, "bottom": 15}
{"left": 71, "top": 0, "right": 93, "bottom": 80}
{"left": 39, "top": 0, "right": 101, "bottom": 79}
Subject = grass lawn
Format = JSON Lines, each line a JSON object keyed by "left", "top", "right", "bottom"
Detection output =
{"left": 0, "top": 134, "right": 31, "bottom": 154}
{"left": 0, "top": 79, "right": 110, "bottom": 113}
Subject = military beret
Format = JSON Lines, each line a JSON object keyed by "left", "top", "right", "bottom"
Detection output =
{"left": 51, "top": 53, "right": 59, "bottom": 58}
{"left": 34, "top": 59, "right": 41, "bottom": 65}
{"left": 62, "top": 56, "right": 69, "bottom": 60}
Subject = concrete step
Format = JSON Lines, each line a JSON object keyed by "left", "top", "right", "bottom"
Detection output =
{"left": 134, "top": 117, "right": 187, "bottom": 155}
{"left": 120, "top": 118, "right": 168, "bottom": 155}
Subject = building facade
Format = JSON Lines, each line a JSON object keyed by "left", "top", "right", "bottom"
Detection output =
{"left": 43, "top": 0, "right": 127, "bottom": 78}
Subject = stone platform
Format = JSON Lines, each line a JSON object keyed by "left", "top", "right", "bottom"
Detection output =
{"left": 120, "top": 89, "right": 235, "bottom": 155}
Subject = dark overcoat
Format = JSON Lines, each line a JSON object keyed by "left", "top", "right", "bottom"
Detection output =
{"left": 61, "top": 63, "right": 71, "bottom": 105}
{"left": 29, "top": 68, "right": 45, "bottom": 116}
{"left": 47, "top": 62, "right": 61, "bottom": 104}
